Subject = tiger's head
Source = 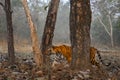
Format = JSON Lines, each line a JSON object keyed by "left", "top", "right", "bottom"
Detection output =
{"left": 47, "top": 45, "right": 66, "bottom": 63}
{"left": 47, "top": 45, "right": 60, "bottom": 54}
{"left": 47, "top": 46, "right": 55, "bottom": 54}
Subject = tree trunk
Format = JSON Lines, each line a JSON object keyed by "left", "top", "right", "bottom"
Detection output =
{"left": 70, "top": 0, "right": 91, "bottom": 70}
{"left": 41, "top": 0, "right": 60, "bottom": 64}
{"left": 5, "top": 0, "right": 15, "bottom": 64}
{"left": 22, "top": 0, "right": 43, "bottom": 67}
{"left": 108, "top": 15, "right": 114, "bottom": 47}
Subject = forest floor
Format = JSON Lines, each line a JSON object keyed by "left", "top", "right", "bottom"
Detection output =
{"left": 0, "top": 41, "right": 120, "bottom": 80}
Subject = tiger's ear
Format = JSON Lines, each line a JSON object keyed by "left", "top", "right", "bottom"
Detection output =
{"left": 47, "top": 45, "right": 54, "bottom": 51}
{"left": 47, "top": 45, "right": 53, "bottom": 55}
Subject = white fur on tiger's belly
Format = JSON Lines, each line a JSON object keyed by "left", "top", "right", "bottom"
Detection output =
{"left": 51, "top": 60, "right": 60, "bottom": 68}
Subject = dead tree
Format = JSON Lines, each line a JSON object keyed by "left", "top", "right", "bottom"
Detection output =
{"left": 70, "top": 0, "right": 92, "bottom": 70}
{"left": 0, "top": 0, "right": 15, "bottom": 64}
{"left": 22, "top": 0, "right": 43, "bottom": 67}
{"left": 41, "top": 0, "right": 60, "bottom": 64}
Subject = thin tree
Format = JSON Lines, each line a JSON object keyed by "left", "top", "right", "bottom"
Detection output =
{"left": 0, "top": 0, "right": 15, "bottom": 64}
{"left": 97, "top": 15, "right": 114, "bottom": 47}
{"left": 22, "top": 0, "right": 43, "bottom": 67}
{"left": 94, "top": 0, "right": 118, "bottom": 47}
{"left": 70, "top": 0, "right": 92, "bottom": 70}
{"left": 41, "top": 0, "right": 60, "bottom": 64}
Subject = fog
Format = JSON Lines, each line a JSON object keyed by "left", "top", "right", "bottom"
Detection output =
{"left": 0, "top": 0, "right": 120, "bottom": 49}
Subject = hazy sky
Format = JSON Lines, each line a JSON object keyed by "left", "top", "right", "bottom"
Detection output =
{"left": 43, "top": 0, "right": 69, "bottom": 3}
{"left": 62, "top": 0, "right": 69, "bottom": 2}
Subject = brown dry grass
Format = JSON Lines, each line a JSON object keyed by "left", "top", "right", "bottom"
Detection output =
{"left": 0, "top": 39, "right": 32, "bottom": 53}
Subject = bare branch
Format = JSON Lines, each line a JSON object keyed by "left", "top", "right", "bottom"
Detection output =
{"left": 0, "top": 2, "right": 5, "bottom": 10}
{"left": 97, "top": 16, "right": 111, "bottom": 36}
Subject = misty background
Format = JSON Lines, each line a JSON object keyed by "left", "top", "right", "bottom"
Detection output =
{"left": 0, "top": 0, "right": 120, "bottom": 52}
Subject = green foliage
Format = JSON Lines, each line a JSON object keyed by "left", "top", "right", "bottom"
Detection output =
{"left": 108, "top": 0, "right": 112, "bottom": 2}
{"left": 11, "top": 0, "right": 22, "bottom": 8}
{"left": 116, "top": 18, "right": 120, "bottom": 28}
{"left": 44, "top": 5, "right": 49, "bottom": 11}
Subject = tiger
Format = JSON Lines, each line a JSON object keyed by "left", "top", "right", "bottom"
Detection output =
{"left": 90, "top": 47, "right": 102, "bottom": 66}
{"left": 48, "top": 44, "right": 103, "bottom": 66}
{"left": 48, "top": 45, "right": 71, "bottom": 63}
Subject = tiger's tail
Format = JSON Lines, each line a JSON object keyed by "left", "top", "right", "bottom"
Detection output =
{"left": 97, "top": 50, "right": 111, "bottom": 66}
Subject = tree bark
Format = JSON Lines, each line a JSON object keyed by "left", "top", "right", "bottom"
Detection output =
{"left": 70, "top": 0, "right": 92, "bottom": 70}
{"left": 41, "top": 0, "right": 60, "bottom": 64}
{"left": 5, "top": 0, "right": 15, "bottom": 64}
{"left": 22, "top": 0, "right": 43, "bottom": 67}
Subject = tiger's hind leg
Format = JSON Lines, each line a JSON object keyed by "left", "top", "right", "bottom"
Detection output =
{"left": 90, "top": 56, "right": 100, "bottom": 68}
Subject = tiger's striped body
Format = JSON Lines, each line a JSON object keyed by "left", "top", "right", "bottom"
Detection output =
{"left": 48, "top": 45, "right": 71, "bottom": 63}
{"left": 48, "top": 45, "right": 102, "bottom": 66}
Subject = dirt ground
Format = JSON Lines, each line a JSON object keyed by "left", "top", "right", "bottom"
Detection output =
{"left": 0, "top": 41, "right": 120, "bottom": 80}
